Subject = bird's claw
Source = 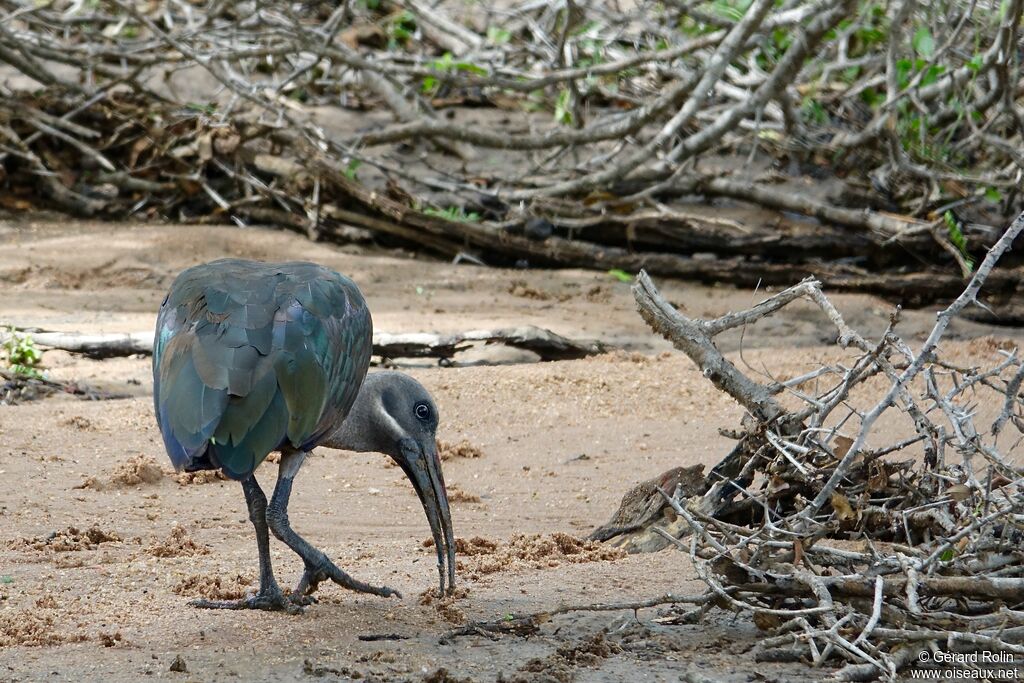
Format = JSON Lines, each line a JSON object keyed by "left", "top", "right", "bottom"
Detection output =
{"left": 190, "top": 588, "right": 302, "bottom": 614}
{"left": 289, "top": 592, "right": 318, "bottom": 607}
{"left": 295, "top": 559, "right": 402, "bottom": 600}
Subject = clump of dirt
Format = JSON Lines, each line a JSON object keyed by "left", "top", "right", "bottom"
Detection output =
{"left": 35, "top": 595, "right": 58, "bottom": 609}
{"left": 110, "top": 455, "right": 166, "bottom": 487}
{"left": 76, "top": 455, "right": 166, "bottom": 490}
{"left": 508, "top": 280, "right": 570, "bottom": 302}
{"left": 584, "top": 284, "right": 611, "bottom": 303}
{"left": 302, "top": 659, "right": 387, "bottom": 681}
{"left": 98, "top": 631, "right": 124, "bottom": 648}
{"left": 614, "top": 622, "right": 689, "bottom": 659}
{"left": 425, "top": 533, "right": 625, "bottom": 579}
{"left": 448, "top": 485, "right": 482, "bottom": 504}
{"left": 0, "top": 610, "right": 86, "bottom": 647}
{"left": 506, "top": 633, "right": 621, "bottom": 683}
{"left": 169, "top": 654, "right": 187, "bottom": 672}
{"left": 423, "top": 536, "right": 497, "bottom": 556}
{"left": 418, "top": 586, "right": 470, "bottom": 624}
{"left": 172, "top": 573, "right": 252, "bottom": 600}
{"left": 59, "top": 415, "right": 94, "bottom": 430}
{"left": 147, "top": 524, "right": 209, "bottom": 558}
{"left": 8, "top": 525, "right": 122, "bottom": 552}
{"left": 423, "top": 668, "right": 476, "bottom": 683}
{"left": 438, "top": 439, "right": 485, "bottom": 461}
{"left": 173, "top": 470, "right": 229, "bottom": 485}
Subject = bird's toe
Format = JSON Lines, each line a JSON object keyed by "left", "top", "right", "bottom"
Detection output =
{"left": 289, "top": 592, "right": 318, "bottom": 607}
{"left": 189, "top": 589, "right": 302, "bottom": 614}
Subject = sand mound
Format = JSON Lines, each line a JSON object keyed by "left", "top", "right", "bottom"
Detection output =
{"left": 75, "top": 455, "right": 166, "bottom": 490}
{"left": 426, "top": 533, "right": 624, "bottom": 579}
{"left": 453, "top": 537, "right": 498, "bottom": 556}
{"left": 98, "top": 631, "right": 125, "bottom": 648}
{"left": 423, "top": 668, "right": 475, "bottom": 683}
{"left": 508, "top": 280, "right": 570, "bottom": 302}
{"left": 110, "top": 455, "right": 166, "bottom": 486}
{"left": 511, "top": 633, "right": 620, "bottom": 683}
{"left": 173, "top": 573, "right": 253, "bottom": 601}
{"left": 147, "top": 524, "right": 209, "bottom": 558}
{"left": 8, "top": 525, "right": 122, "bottom": 552}
{"left": 0, "top": 610, "right": 86, "bottom": 647}
{"left": 418, "top": 586, "right": 469, "bottom": 624}
{"left": 173, "top": 470, "right": 229, "bottom": 485}
{"left": 438, "top": 439, "right": 485, "bottom": 461}
{"left": 447, "top": 485, "right": 482, "bottom": 504}
{"left": 59, "top": 415, "right": 94, "bottom": 430}
{"left": 35, "top": 595, "right": 58, "bottom": 609}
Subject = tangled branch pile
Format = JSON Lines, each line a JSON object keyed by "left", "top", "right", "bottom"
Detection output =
{"left": 0, "top": 0, "right": 1022, "bottom": 315}
{"left": 623, "top": 213, "right": 1024, "bottom": 680}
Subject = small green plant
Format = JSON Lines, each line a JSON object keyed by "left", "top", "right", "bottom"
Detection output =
{"left": 388, "top": 11, "right": 417, "bottom": 48}
{"left": 185, "top": 102, "right": 217, "bottom": 115}
{"left": 554, "top": 88, "right": 573, "bottom": 125}
{"left": 343, "top": 158, "right": 361, "bottom": 181}
{"left": 424, "top": 206, "right": 481, "bottom": 222}
{"left": 943, "top": 211, "right": 974, "bottom": 273}
{"left": 3, "top": 328, "right": 44, "bottom": 379}
{"left": 607, "top": 269, "right": 632, "bottom": 283}
{"left": 421, "top": 53, "right": 488, "bottom": 95}
{"left": 486, "top": 26, "right": 511, "bottom": 45}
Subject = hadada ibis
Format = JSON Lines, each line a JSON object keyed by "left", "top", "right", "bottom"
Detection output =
{"left": 152, "top": 258, "right": 455, "bottom": 612}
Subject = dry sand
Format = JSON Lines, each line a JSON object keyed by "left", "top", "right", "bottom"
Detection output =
{"left": 1, "top": 219, "right": 1021, "bottom": 682}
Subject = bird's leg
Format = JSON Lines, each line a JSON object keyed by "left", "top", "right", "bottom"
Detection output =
{"left": 191, "top": 475, "right": 300, "bottom": 614}
{"left": 267, "top": 451, "right": 403, "bottom": 602}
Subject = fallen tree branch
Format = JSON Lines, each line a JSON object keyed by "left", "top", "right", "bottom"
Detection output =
{"left": 1, "top": 326, "right": 610, "bottom": 363}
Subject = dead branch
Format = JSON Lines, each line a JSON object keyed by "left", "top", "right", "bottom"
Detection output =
{"left": 0, "top": 326, "right": 609, "bottom": 363}
{"left": 599, "top": 210, "right": 1024, "bottom": 680}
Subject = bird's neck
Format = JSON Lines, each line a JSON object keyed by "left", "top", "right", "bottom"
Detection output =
{"left": 320, "top": 390, "right": 384, "bottom": 453}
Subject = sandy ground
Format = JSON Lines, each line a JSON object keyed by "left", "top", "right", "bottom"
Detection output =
{"left": 1, "top": 219, "right": 1022, "bottom": 682}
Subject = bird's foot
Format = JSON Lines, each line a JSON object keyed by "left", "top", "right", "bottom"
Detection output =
{"left": 295, "top": 557, "right": 402, "bottom": 600}
{"left": 190, "top": 588, "right": 302, "bottom": 615}
{"left": 289, "top": 592, "right": 318, "bottom": 607}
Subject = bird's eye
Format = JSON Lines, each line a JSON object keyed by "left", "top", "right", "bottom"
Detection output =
{"left": 414, "top": 403, "right": 431, "bottom": 421}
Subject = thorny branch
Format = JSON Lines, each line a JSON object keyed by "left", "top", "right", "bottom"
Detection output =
{"left": 625, "top": 211, "right": 1024, "bottom": 681}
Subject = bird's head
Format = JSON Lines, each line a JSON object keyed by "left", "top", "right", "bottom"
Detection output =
{"left": 323, "top": 371, "right": 455, "bottom": 596}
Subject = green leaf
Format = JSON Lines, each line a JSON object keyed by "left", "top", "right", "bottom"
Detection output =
{"left": 984, "top": 187, "right": 1003, "bottom": 203}
{"left": 912, "top": 27, "right": 934, "bottom": 58}
{"left": 944, "top": 211, "right": 975, "bottom": 273}
{"left": 424, "top": 206, "right": 480, "bottom": 223}
{"left": 487, "top": 26, "right": 511, "bottom": 45}
{"left": 554, "top": 89, "right": 573, "bottom": 125}
{"left": 343, "top": 159, "right": 361, "bottom": 181}
{"left": 0, "top": 575, "right": 13, "bottom": 584}
{"left": 607, "top": 269, "right": 633, "bottom": 283}
{"left": 454, "top": 61, "right": 487, "bottom": 76}
{"left": 939, "top": 548, "right": 955, "bottom": 562}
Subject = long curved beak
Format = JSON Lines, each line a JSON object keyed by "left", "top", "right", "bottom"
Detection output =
{"left": 398, "top": 439, "right": 455, "bottom": 596}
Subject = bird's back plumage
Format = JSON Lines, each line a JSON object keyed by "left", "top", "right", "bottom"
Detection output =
{"left": 153, "top": 259, "right": 372, "bottom": 479}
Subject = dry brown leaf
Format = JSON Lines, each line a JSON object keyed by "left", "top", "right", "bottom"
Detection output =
{"left": 946, "top": 484, "right": 973, "bottom": 501}
{"left": 793, "top": 540, "right": 805, "bottom": 567}
{"left": 753, "top": 611, "right": 783, "bottom": 632}
{"left": 831, "top": 492, "right": 857, "bottom": 522}
{"left": 833, "top": 435, "right": 854, "bottom": 459}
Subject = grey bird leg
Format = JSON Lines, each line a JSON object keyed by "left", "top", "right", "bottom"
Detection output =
{"left": 267, "top": 451, "right": 402, "bottom": 601}
{"left": 191, "top": 475, "right": 300, "bottom": 613}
